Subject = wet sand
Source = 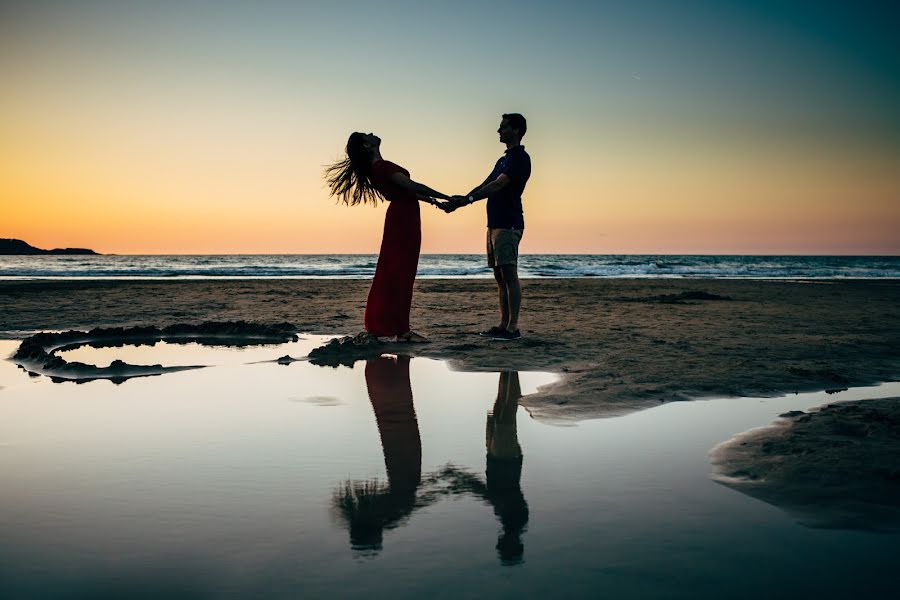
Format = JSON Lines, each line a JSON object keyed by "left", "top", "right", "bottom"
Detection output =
{"left": 712, "top": 397, "right": 900, "bottom": 531}
{"left": 2, "top": 278, "right": 899, "bottom": 419}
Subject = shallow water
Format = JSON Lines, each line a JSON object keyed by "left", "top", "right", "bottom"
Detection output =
{"left": 1, "top": 339, "right": 898, "bottom": 599}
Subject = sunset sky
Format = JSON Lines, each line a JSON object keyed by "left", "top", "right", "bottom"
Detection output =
{"left": 2, "top": 0, "right": 898, "bottom": 254}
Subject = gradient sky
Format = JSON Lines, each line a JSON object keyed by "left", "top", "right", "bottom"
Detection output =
{"left": 2, "top": 0, "right": 898, "bottom": 254}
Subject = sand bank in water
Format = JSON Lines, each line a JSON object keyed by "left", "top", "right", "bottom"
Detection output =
{"left": 711, "top": 397, "right": 900, "bottom": 531}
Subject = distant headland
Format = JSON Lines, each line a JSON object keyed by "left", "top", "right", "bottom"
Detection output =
{"left": 0, "top": 238, "right": 98, "bottom": 255}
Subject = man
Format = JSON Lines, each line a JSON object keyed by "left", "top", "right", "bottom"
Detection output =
{"left": 446, "top": 113, "right": 531, "bottom": 341}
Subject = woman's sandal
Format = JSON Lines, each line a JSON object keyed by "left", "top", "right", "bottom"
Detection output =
{"left": 395, "top": 331, "right": 429, "bottom": 343}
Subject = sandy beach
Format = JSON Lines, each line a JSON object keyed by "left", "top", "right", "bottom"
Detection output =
{"left": 2, "top": 278, "right": 899, "bottom": 420}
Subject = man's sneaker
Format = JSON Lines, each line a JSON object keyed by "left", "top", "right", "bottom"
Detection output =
{"left": 479, "top": 326, "right": 507, "bottom": 337}
{"left": 491, "top": 329, "right": 522, "bottom": 341}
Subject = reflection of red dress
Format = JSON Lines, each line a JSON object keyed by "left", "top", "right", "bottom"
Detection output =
{"left": 364, "top": 160, "right": 421, "bottom": 336}
{"left": 365, "top": 356, "right": 421, "bottom": 493}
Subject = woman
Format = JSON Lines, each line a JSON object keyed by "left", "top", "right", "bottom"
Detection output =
{"left": 325, "top": 132, "right": 449, "bottom": 342}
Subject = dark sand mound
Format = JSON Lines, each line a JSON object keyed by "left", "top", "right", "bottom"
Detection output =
{"left": 13, "top": 321, "right": 297, "bottom": 383}
{"left": 711, "top": 397, "right": 900, "bottom": 531}
{"left": 616, "top": 290, "right": 734, "bottom": 304}
{"left": 308, "top": 332, "right": 384, "bottom": 367}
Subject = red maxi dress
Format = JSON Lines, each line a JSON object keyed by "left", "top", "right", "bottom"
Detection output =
{"left": 364, "top": 160, "right": 421, "bottom": 336}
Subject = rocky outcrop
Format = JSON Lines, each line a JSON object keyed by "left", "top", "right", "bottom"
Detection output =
{"left": 0, "top": 238, "right": 98, "bottom": 255}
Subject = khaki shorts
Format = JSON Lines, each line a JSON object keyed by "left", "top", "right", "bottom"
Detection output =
{"left": 486, "top": 228, "right": 524, "bottom": 267}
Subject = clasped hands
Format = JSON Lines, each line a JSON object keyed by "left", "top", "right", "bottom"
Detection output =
{"left": 429, "top": 195, "right": 471, "bottom": 213}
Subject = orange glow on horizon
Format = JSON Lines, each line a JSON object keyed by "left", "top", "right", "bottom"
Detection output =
{"left": 3, "top": 10, "right": 899, "bottom": 257}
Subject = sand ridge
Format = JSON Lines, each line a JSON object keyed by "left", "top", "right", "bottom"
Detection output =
{"left": 11, "top": 321, "right": 298, "bottom": 382}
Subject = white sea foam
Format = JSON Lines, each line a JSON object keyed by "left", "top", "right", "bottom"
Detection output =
{"left": 1, "top": 254, "right": 899, "bottom": 279}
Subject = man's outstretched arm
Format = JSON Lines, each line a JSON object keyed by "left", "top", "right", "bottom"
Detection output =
{"left": 445, "top": 174, "right": 510, "bottom": 212}
{"left": 466, "top": 173, "right": 510, "bottom": 204}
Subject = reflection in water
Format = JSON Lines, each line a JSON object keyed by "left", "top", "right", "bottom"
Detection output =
{"left": 332, "top": 358, "right": 529, "bottom": 565}
{"left": 486, "top": 371, "right": 528, "bottom": 564}
{"left": 438, "top": 372, "right": 528, "bottom": 565}
{"left": 332, "top": 356, "right": 425, "bottom": 553}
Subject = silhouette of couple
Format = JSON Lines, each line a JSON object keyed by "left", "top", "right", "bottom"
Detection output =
{"left": 326, "top": 113, "right": 531, "bottom": 343}
{"left": 333, "top": 355, "right": 528, "bottom": 565}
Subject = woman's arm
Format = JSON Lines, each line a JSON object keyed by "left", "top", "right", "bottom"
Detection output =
{"left": 390, "top": 172, "right": 450, "bottom": 201}
{"left": 416, "top": 193, "right": 442, "bottom": 206}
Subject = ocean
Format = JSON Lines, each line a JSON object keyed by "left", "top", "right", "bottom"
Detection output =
{"left": 1, "top": 254, "right": 899, "bottom": 280}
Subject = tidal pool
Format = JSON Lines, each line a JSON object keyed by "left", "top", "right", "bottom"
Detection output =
{"left": 0, "top": 338, "right": 897, "bottom": 599}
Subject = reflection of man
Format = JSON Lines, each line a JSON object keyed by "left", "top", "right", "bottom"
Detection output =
{"left": 485, "top": 371, "right": 528, "bottom": 565}
{"left": 486, "top": 371, "right": 523, "bottom": 461}
{"left": 445, "top": 114, "right": 531, "bottom": 341}
{"left": 438, "top": 371, "right": 530, "bottom": 565}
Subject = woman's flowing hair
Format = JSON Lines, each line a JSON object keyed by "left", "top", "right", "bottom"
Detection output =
{"left": 325, "top": 132, "right": 385, "bottom": 206}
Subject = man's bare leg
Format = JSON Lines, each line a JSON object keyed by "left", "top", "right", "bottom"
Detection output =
{"left": 494, "top": 266, "right": 510, "bottom": 329}
{"left": 499, "top": 264, "right": 521, "bottom": 332}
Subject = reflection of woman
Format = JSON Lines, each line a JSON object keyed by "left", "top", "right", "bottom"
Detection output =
{"left": 367, "top": 355, "right": 422, "bottom": 497}
{"left": 333, "top": 355, "right": 423, "bottom": 552}
{"left": 325, "top": 133, "right": 450, "bottom": 342}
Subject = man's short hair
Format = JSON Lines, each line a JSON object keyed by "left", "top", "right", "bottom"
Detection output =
{"left": 502, "top": 113, "right": 527, "bottom": 138}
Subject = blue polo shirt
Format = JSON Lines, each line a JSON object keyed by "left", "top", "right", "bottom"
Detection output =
{"left": 485, "top": 145, "right": 530, "bottom": 229}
